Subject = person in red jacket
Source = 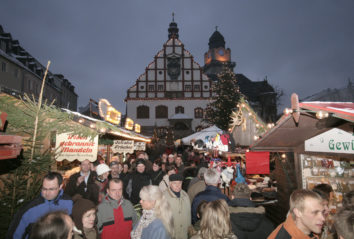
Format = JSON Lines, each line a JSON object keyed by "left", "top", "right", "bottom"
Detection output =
{"left": 268, "top": 189, "right": 325, "bottom": 239}
{"left": 97, "top": 178, "right": 138, "bottom": 239}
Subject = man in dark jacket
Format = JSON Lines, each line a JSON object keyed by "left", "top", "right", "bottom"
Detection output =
{"left": 64, "top": 159, "right": 99, "bottom": 204}
{"left": 191, "top": 168, "right": 230, "bottom": 224}
{"left": 7, "top": 172, "right": 73, "bottom": 239}
{"left": 229, "top": 183, "right": 273, "bottom": 239}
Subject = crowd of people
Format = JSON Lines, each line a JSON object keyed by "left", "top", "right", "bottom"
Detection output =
{"left": 6, "top": 150, "right": 354, "bottom": 239}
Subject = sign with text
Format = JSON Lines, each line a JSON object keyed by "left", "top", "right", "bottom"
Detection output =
{"left": 134, "top": 142, "right": 146, "bottom": 151}
{"left": 55, "top": 133, "right": 98, "bottom": 162}
{"left": 111, "top": 140, "right": 134, "bottom": 154}
{"left": 305, "top": 128, "right": 354, "bottom": 154}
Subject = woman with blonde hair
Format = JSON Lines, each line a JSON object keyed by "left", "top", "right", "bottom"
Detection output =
{"left": 191, "top": 199, "right": 237, "bottom": 239}
{"left": 131, "top": 185, "right": 174, "bottom": 239}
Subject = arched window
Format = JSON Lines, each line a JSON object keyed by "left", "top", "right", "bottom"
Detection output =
{"left": 156, "top": 105, "right": 168, "bottom": 118}
{"left": 194, "top": 107, "right": 203, "bottom": 118}
{"left": 175, "top": 106, "right": 184, "bottom": 114}
{"left": 137, "top": 105, "right": 149, "bottom": 119}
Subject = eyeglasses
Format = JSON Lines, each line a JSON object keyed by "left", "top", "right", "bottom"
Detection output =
{"left": 41, "top": 187, "right": 59, "bottom": 192}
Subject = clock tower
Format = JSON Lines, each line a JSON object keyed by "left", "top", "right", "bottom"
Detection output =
{"left": 203, "top": 28, "right": 235, "bottom": 81}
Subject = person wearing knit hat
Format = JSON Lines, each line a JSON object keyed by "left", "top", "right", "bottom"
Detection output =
{"left": 72, "top": 195, "right": 98, "bottom": 239}
{"left": 95, "top": 164, "right": 111, "bottom": 203}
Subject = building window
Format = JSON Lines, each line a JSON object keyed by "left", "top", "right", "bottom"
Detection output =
{"left": 175, "top": 106, "right": 184, "bottom": 114}
{"left": 1, "top": 62, "right": 6, "bottom": 72}
{"left": 156, "top": 105, "right": 168, "bottom": 118}
{"left": 194, "top": 107, "right": 203, "bottom": 118}
{"left": 159, "top": 71, "right": 163, "bottom": 75}
{"left": 194, "top": 84, "right": 200, "bottom": 91}
{"left": 140, "top": 85, "right": 144, "bottom": 90}
{"left": 157, "top": 85, "right": 164, "bottom": 91}
{"left": 204, "top": 85, "right": 208, "bottom": 90}
{"left": 185, "top": 85, "right": 192, "bottom": 91}
{"left": 148, "top": 85, "right": 155, "bottom": 91}
{"left": 137, "top": 105, "right": 149, "bottom": 119}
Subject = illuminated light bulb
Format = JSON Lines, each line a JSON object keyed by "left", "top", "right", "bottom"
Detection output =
{"left": 241, "top": 103, "right": 245, "bottom": 108}
{"left": 316, "top": 111, "right": 329, "bottom": 119}
{"left": 253, "top": 135, "right": 259, "bottom": 140}
{"left": 256, "top": 123, "right": 260, "bottom": 128}
{"left": 100, "top": 128, "right": 106, "bottom": 133}
{"left": 78, "top": 118, "right": 84, "bottom": 124}
{"left": 283, "top": 108, "right": 293, "bottom": 115}
{"left": 248, "top": 112, "right": 252, "bottom": 116}
{"left": 281, "top": 153, "right": 286, "bottom": 159}
{"left": 90, "top": 123, "right": 95, "bottom": 128}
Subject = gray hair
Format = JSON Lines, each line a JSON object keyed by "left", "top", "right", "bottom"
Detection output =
{"left": 198, "top": 167, "right": 207, "bottom": 180}
{"left": 204, "top": 168, "right": 220, "bottom": 185}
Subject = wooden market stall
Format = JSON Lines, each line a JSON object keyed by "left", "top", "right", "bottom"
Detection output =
{"left": 250, "top": 96, "right": 354, "bottom": 225}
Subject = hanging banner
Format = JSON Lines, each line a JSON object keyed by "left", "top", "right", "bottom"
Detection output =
{"left": 134, "top": 142, "right": 146, "bottom": 151}
{"left": 111, "top": 140, "right": 134, "bottom": 154}
{"left": 246, "top": 151, "right": 270, "bottom": 174}
{"left": 305, "top": 128, "right": 354, "bottom": 154}
{"left": 55, "top": 133, "right": 98, "bottom": 162}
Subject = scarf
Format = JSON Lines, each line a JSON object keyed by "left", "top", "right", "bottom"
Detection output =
{"left": 131, "top": 209, "right": 156, "bottom": 239}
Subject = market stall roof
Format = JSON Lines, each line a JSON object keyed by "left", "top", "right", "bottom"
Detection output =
{"left": 181, "top": 125, "right": 223, "bottom": 145}
{"left": 62, "top": 109, "right": 151, "bottom": 143}
{"left": 250, "top": 102, "right": 354, "bottom": 152}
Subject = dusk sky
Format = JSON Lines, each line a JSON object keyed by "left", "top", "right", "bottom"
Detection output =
{"left": 1, "top": 0, "right": 353, "bottom": 114}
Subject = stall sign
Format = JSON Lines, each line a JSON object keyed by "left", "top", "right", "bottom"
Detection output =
{"left": 125, "top": 118, "right": 134, "bottom": 130}
{"left": 305, "top": 128, "right": 354, "bottom": 154}
{"left": 98, "top": 99, "right": 121, "bottom": 125}
{"left": 55, "top": 133, "right": 98, "bottom": 162}
{"left": 111, "top": 140, "right": 134, "bottom": 154}
{"left": 135, "top": 123, "right": 141, "bottom": 133}
{"left": 134, "top": 142, "right": 146, "bottom": 151}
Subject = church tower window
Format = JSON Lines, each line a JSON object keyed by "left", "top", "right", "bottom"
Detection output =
{"left": 137, "top": 105, "right": 149, "bottom": 119}
{"left": 148, "top": 85, "right": 155, "bottom": 91}
{"left": 157, "top": 85, "right": 164, "bottom": 91}
{"left": 156, "top": 105, "right": 168, "bottom": 118}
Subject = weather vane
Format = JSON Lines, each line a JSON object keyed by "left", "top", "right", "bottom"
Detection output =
{"left": 215, "top": 26, "right": 218, "bottom": 31}
{"left": 172, "top": 12, "right": 175, "bottom": 22}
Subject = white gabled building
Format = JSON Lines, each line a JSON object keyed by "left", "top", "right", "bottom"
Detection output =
{"left": 125, "top": 20, "right": 212, "bottom": 138}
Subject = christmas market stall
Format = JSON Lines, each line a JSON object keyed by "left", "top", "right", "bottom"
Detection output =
{"left": 250, "top": 94, "right": 354, "bottom": 225}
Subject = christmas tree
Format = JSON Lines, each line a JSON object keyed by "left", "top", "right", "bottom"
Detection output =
{"left": 0, "top": 63, "right": 96, "bottom": 237}
{"left": 204, "top": 69, "right": 242, "bottom": 130}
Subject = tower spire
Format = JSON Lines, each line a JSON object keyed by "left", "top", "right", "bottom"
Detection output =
{"left": 168, "top": 13, "right": 179, "bottom": 39}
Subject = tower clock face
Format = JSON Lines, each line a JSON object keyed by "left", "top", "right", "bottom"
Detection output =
{"left": 218, "top": 49, "right": 224, "bottom": 56}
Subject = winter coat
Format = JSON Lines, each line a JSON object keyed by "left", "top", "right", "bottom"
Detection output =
{"left": 132, "top": 218, "right": 171, "bottom": 239}
{"left": 191, "top": 185, "right": 230, "bottom": 224}
{"left": 126, "top": 171, "right": 152, "bottom": 205}
{"left": 164, "top": 188, "right": 191, "bottom": 239}
{"left": 267, "top": 214, "right": 320, "bottom": 239}
{"left": 73, "top": 226, "right": 98, "bottom": 239}
{"left": 6, "top": 190, "right": 72, "bottom": 239}
{"left": 187, "top": 180, "right": 206, "bottom": 203}
{"left": 149, "top": 169, "right": 164, "bottom": 186}
{"left": 64, "top": 171, "right": 99, "bottom": 204}
{"left": 229, "top": 198, "right": 274, "bottom": 239}
{"left": 159, "top": 174, "right": 170, "bottom": 192}
{"left": 97, "top": 195, "right": 138, "bottom": 239}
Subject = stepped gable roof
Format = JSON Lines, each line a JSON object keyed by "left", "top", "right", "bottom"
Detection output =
{"left": 208, "top": 30, "right": 225, "bottom": 49}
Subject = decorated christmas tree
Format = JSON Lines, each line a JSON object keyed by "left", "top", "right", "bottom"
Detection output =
{"left": 204, "top": 69, "right": 242, "bottom": 130}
